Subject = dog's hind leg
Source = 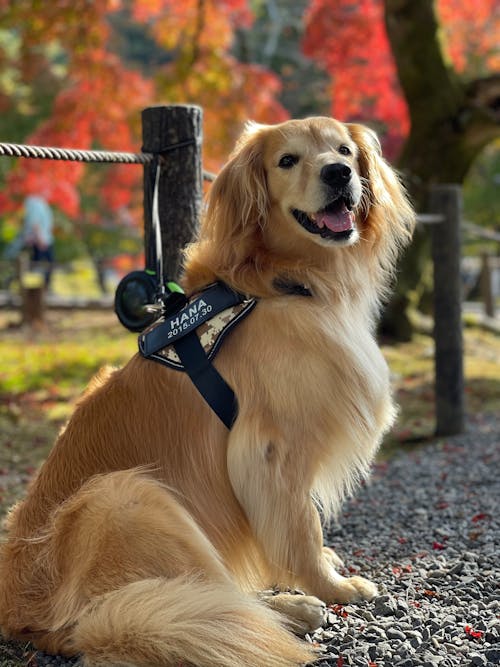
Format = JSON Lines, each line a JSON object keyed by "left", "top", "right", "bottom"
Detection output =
{"left": 18, "top": 469, "right": 314, "bottom": 667}
{"left": 46, "top": 469, "right": 234, "bottom": 628}
{"left": 0, "top": 469, "right": 229, "bottom": 650}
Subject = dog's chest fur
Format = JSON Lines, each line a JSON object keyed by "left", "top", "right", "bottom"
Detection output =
{"left": 220, "top": 296, "right": 394, "bottom": 519}
{"left": 223, "top": 297, "right": 393, "bottom": 446}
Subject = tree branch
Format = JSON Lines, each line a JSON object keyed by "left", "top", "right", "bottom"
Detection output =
{"left": 462, "top": 73, "right": 500, "bottom": 153}
{"left": 465, "top": 74, "right": 500, "bottom": 123}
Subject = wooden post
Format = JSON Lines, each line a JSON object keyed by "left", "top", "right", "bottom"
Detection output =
{"left": 429, "top": 185, "right": 465, "bottom": 436}
{"left": 479, "top": 252, "right": 495, "bottom": 318}
{"left": 17, "top": 252, "right": 45, "bottom": 328}
{"left": 141, "top": 105, "right": 203, "bottom": 281}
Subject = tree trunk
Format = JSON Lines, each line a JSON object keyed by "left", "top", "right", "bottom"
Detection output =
{"left": 382, "top": 0, "right": 500, "bottom": 339}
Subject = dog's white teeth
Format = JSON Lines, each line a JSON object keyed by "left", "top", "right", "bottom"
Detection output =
{"left": 310, "top": 212, "right": 324, "bottom": 228}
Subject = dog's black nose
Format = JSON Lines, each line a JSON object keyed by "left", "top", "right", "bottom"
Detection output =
{"left": 320, "top": 163, "right": 351, "bottom": 187}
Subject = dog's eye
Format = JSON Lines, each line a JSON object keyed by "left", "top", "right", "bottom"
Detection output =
{"left": 278, "top": 154, "right": 299, "bottom": 169}
{"left": 338, "top": 145, "right": 352, "bottom": 156}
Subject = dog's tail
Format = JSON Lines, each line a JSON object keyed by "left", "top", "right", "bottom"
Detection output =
{"left": 72, "top": 576, "right": 316, "bottom": 667}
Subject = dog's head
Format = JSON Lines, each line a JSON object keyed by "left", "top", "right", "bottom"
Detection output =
{"left": 250, "top": 117, "right": 364, "bottom": 248}
{"left": 184, "top": 117, "right": 414, "bottom": 297}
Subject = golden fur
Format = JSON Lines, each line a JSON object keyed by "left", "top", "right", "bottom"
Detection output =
{"left": 0, "top": 117, "right": 414, "bottom": 667}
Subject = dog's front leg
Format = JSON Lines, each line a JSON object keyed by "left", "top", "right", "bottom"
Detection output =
{"left": 227, "top": 427, "right": 377, "bottom": 604}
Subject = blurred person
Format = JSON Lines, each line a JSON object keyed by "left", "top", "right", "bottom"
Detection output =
{"left": 22, "top": 189, "right": 54, "bottom": 289}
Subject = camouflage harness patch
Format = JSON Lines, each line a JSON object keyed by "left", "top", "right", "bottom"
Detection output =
{"left": 140, "top": 295, "right": 256, "bottom": 371}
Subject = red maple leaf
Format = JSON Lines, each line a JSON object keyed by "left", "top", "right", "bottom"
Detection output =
{"left": 432, "top": 541, "right": 446, "bottom": 550}
{"left": 329, "top": 604, "right": 348, "bottom": 618}
{"left": 423, "top": 589, "right": 439, "bottom": 597}
{"left": 465, "top": 625, "right": 484, "bottom": 640}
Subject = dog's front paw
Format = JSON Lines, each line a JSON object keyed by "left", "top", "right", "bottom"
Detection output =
{"left": 322, "top": 546, "right": 345, "bottom": 569}
{"left": 260, "top": 592, "right": 327, "bottom": 635}
{"left": 329, "top": 575, "right": 378, "bottom": 604}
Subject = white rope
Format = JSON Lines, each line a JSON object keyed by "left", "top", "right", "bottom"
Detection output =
{"left": 0, "top": 141, "right": 152, "bottom": 164}
{"left": 0, "top": 141, "right": 216, "bottom": 180}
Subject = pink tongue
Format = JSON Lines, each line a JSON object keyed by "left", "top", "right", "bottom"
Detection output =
{"left": 318, "top": 205, "right": 355, "bottom": 233}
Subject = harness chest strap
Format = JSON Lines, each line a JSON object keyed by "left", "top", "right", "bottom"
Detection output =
{"left": 139, "top": 282, "right": 256, "bottom": 429}
{"left": 174, "top": 331, "right": 238, "bottom": 430}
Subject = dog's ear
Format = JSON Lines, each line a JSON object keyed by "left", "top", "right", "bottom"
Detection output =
{"left": 347, "top": 123, "right": 397, "bottom": 210}
{"left": 347, "top": 123, "right": 415, "bottom": 251}
{"left": 184, "top": 125, "right": 270, "bottom": 293}
{"left": 182, "top": 125, "right": 271, "bottom": 291}
{"left": 206, "top": 126, "right": 270, "bottom": 240}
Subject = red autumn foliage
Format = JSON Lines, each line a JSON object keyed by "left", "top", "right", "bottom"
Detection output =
{"left": 2, "top": 0, "right": 286, "bottom": 221}
{"left": 303, "top": 0, "right": 408, "bottom": 159}
{"left": 303, "top": 0, "right": 499, "bottom": 158}
{"left": 2, "top": 0, "right": 498, "bottom": 224}
{"left": 329, "top": 603, "right": 349, "bottom": 618}
{"left": 432, "top": 541, "right": 446, "bottom": 550}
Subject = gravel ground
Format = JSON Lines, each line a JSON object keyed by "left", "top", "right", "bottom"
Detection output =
{"left": 14, "top": 413, "right": 500, "bottom": 667}
{"left": 312, "top": 412, "right": 499, "bottom": 667}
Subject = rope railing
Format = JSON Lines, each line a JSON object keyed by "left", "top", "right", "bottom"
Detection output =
{"left": 0, "top": 141, "right": 152, "bottom": 164}
{"left": 0, "top": 141, "right": 216, "bottom": 181}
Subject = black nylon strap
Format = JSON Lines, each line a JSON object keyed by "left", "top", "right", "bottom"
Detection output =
{"left": 174, "top": 332, "right": 237, "bottom": 429}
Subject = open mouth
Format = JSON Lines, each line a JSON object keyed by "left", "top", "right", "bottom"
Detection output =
{"left": 292, "top": 197, "right": 356, "bottom": 241}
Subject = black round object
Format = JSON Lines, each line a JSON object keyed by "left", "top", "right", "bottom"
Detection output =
{"left": 114, "top": 271, "right": 158, "bottom": 332}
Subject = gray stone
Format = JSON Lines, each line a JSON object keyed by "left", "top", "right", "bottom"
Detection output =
{"left": 447, "top": 561, "right": 465, "bottom": 576}
{"left": 387, "top": 628, "right": 406, "bottom": 641}
{"left": 485, "top": 648, "right": 500, "bottom": 663}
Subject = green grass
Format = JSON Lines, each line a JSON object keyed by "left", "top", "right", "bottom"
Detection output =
{"left": 380, "top": 327, "right": 500, "bottom": 454}
{"left": 0, "top": 309, "right": 137, "bottom": 521}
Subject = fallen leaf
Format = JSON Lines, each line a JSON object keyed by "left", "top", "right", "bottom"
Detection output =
{"left": 465, "top": 625, "right": 484, "bottom": 640}
{"left": 329, "top": 604, "right": 348, "bottom": 618}
{"left": 432, "top": 541, "right": 446, "bottom": 550}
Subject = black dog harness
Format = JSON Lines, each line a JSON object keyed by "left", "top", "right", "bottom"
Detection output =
{"left": 139, "top": 280, "right": 311, "bottom": 429}
{"left": 139, "top": 282, "right": 256, "bottom": 429}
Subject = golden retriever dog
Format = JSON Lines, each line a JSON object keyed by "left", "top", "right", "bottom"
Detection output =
{"left": 0, "top": 117, "right": 414, "bottom": 667}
